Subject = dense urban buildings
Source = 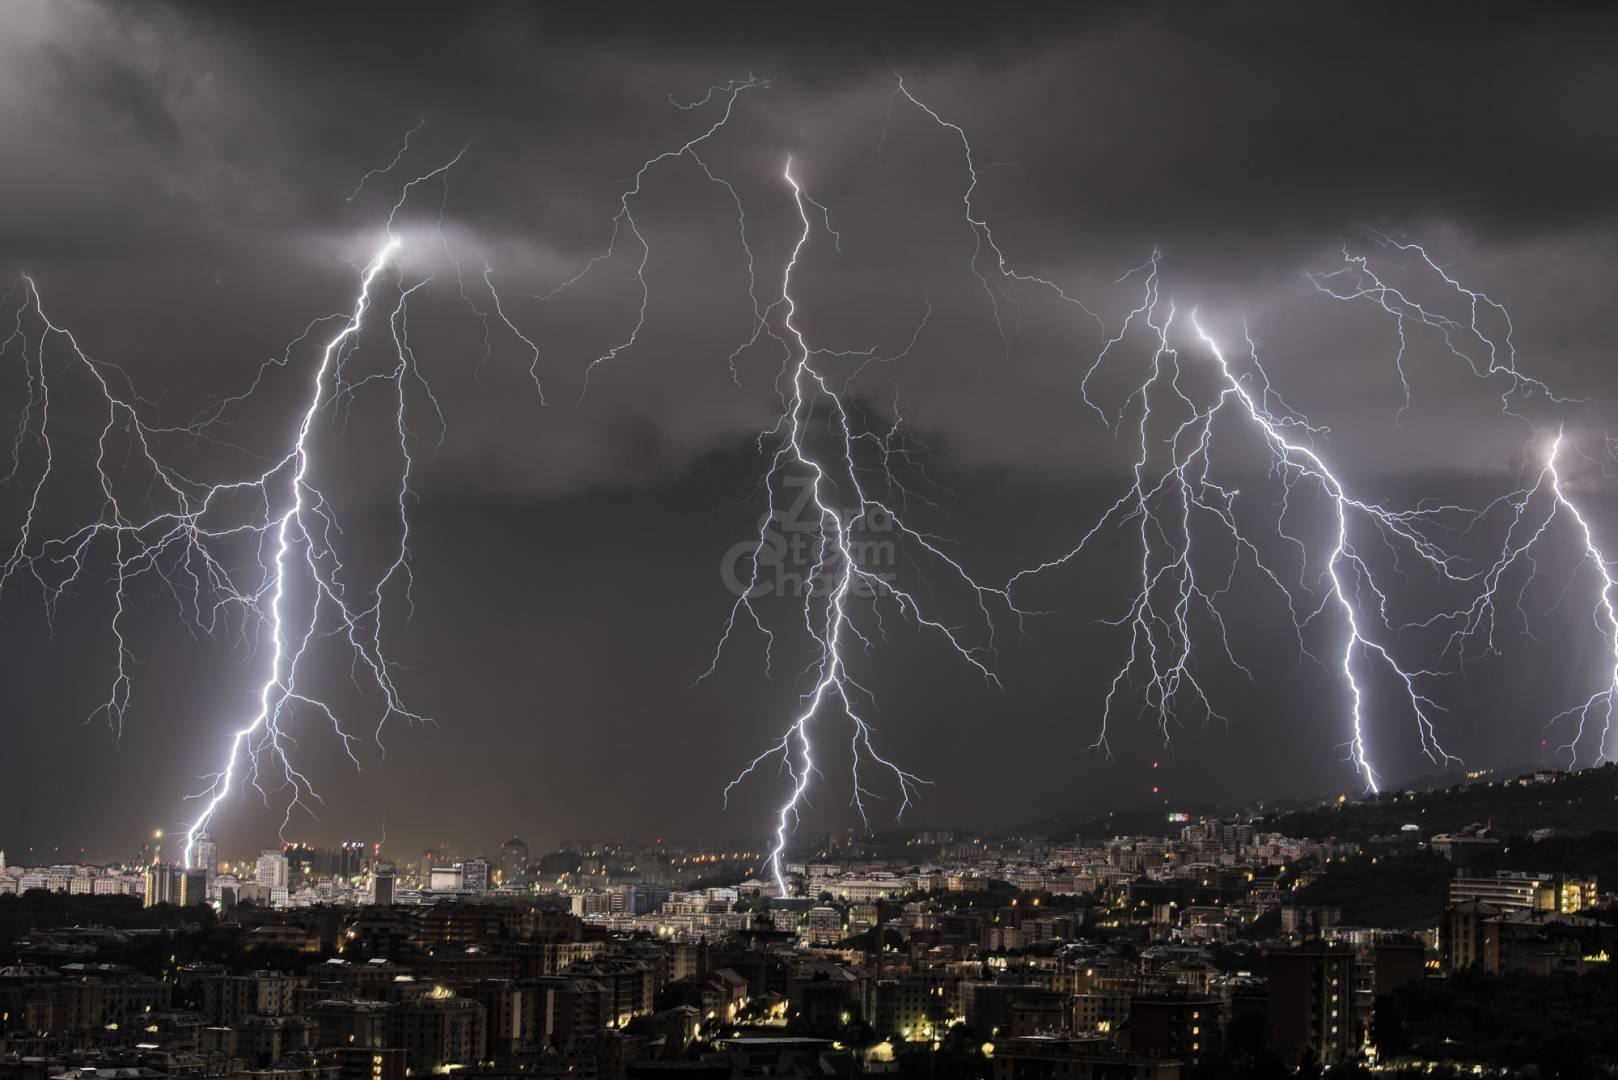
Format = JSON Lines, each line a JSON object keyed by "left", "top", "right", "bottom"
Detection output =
{"left": 3, "top": 766, "right": 1617, "bottom": 1079}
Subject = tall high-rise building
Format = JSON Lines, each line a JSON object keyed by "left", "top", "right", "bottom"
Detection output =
{"left": 256, "top": 849, "right": 290, "bottom": 891}
{"left": 463, "top": 858, "right": 491, "bottom": 896}
{"left": 500, "top": 837, "right": 529, "bottom": 886}
{"left": 193, "top": 831, "right": 219, "bottom": 885}
{"left": 1267, "top": 942, "right": 1356, "bottom": 1068}
{"left": 372, "top": 863, "right": 396, "bottom": 906}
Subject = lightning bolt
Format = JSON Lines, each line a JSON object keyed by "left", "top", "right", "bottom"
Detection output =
{"left": 527, "top": 79, "right": 1017, "bottom": 895}
{"left": 1398, "top": 430, "right": 1618, "bottom": 764}
{"left": 179, "top": 153, "right": 504, "bottom": 862}
{"left": 709, "top": 158, "right": 1016, "bottom": 894}
{"left": 1543, "top": 435, "right": 1618, "bottom": 761}
{"left": 888, "top": 77, "right": 1106, "bottom": 362}
{"left": 0, "top": 147, "right": 510, "bottom": 865}
{"left": 532, "top": 74, "right": 771, "bottom": 396}
{"left": 999, "top": 253, "right": 1467, "bottom": 792}
{"left": 872, "top": 81, "right": 1469, "bottom": 791}
{"left": 1190, "top": 310, "right": 1469, "bottom": 790}
{"left": 1305, "top": 232, "right": 1579, "bottom": 419}
{"left": 1309, "top": 240, "right": 1617, "bottom": 763}
{"left": 177, "top": 235, "right": 415, "bottom": 863}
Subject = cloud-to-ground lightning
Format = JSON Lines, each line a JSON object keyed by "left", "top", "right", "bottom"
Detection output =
{"left": 874, "top": 82, "right": 1468, "bottom": 791}
{"left": 0, "top": 148, "right": 525, "bottom": 864}
{"left": 709, "top": 158, "right": 1019, "bottom": 892}
{"left": 1190, "top": 310, "right": 1468, "bottom": 790}
{"left": 1394, "top": 430, "right": 1618, "bottom": 764}
{"left": 532, "top": 80, "right": 1022, "bottom": 894}
{"left": 1542, "top": 436, "right": 1618, "bottom": 761}
{"left": 177, "top": 233, "right": 418, "bottom": 863}
{"left": 1308, "top": 240, "right": 1618, "bottom": 763}
{"left": 995, "top": 254, "right": 1469, "bottom": 791}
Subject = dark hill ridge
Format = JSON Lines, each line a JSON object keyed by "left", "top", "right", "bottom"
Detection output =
{"left": 1001, "top": 762, "right": 1618, "bottom": 845}
{"left": 1262, "top": 762, "right": 1618, "bottom": 843}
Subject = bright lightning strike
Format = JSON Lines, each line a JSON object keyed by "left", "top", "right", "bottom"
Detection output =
{"left": 1005, "top": 256, "right": 1481, "bottom": 792}
{"left": 537, "top": 80, "right": 1018, "bottom": 895}
{"left": 0, "top": 149, "right": 507, "bottom": 864}
{"left": 1310, "top": 241, "right": 1617, "bottom": 763}
{"left": 875, "top": 81, "right": 1473, "bottom": 791}
{"left": 1188, "top": 310, "right": 1465, "bottom": 791}
{"left": 178, "top": 235, "right": 418, "bottom": 863}
{"left": 710, "top": 159, "right": 1018, "bottom": 895}
{"left": 1409, "top": 431, "right": 1618, "bottom": 764}
{"left": 1543, "top": 435, "right": 1618, "bottom": 761}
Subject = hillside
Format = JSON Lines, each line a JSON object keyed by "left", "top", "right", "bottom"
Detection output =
{"left": 1262, "top": 763, "right": 1618, "bottom": 843}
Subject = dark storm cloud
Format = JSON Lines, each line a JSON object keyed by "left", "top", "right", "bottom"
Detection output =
{"left": 193, "top": 2, "right": 1618, "bottom": 239}
{"left": 13, "top": 4, "right": 1618, "bottom": 253}
{"left": 3, "top": 1, "right": 1617, "bottom": 861}
{"left": 9, "top": 0, "right": 1616, "bottom": 487}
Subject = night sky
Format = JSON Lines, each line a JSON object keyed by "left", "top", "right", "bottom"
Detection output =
{"left": 3, "top": 2, "right": 1617, "bottom": 864}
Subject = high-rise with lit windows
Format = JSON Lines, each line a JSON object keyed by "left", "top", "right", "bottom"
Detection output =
{"left": 1266, "top": 942, "right": 1355, "bottom": 1067}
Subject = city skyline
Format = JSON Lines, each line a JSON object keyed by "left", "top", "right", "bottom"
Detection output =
{"left": 4, "top": 3, "right": 1618, "bottom": 867}
{"left": 0, "top": 755, "right": 1557, "bottom": 871}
